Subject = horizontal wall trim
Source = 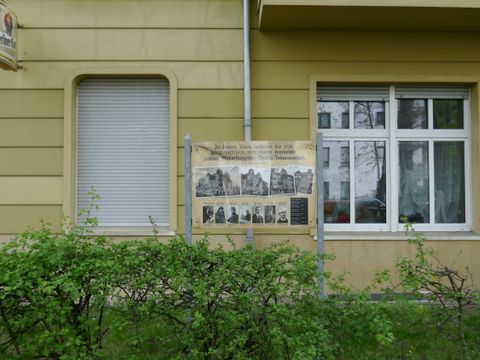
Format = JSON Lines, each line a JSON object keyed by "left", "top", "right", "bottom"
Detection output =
{"left": 0, "top": 90, "right": 64, "bottom": 118}
{"left": 18, "top": 29, "right": 243, "bottom": 62}
{"left": 177, "top": 116, "right": 309, "bottom": 120}
{"left": 0, "top": 88, "right": 64, "bottom": 91}
{"left": 0, "top": 146, "right": 63, "bottom": 149}
{"left": 1, "top": 233, "right": 476, "bottom": 240}
{"left": 21, "top": 27, "right": 245, "bottom": 30}
{"left": 0, "top": 60, "right": 243, "bottom": 89}
{"left": 0, "top": 205, "right": 63, "bottom": 234}
{"left": 0, "top": 118, "right": 64, "bottom": 147}
{"left": 0, "top": 177, "right": 63, "bottom": 205}
{"left": 0, "top": 117, "right": 64, "bottom": 119}
{"left": 178, "top": 117, "right": 245, "bottom": 120}
{"left": 251, "top": 60, "right": 480, "bottom": 63}
{"left": 6, "top": 61, "right": 480, "bottom": 91}
{"left": 17, "top": 60, "right": 244, "bottom": 63}
{"left": 0, "top": 175, "right": 63, "bottom": 177}
{"left": 322, "top": 233, "right": 480, "bottom": 241}
{"left": 11, "top": 0, "right": 243, "bottom": 29}
{"left": 250, "top": 31, "right": 480, "bottom": 62}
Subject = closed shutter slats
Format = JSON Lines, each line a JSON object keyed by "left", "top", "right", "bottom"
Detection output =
{"left": 77, "top": 78, "right": 170, "bottom": 226}
{"left": 317, "top": 85, "right": 390, "bottom": 101}
{"left": 395, "top": 85, "right": 469, "bottom": 99}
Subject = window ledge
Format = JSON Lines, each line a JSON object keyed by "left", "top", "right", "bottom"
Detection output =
{"left": 316, "top": 231, "right": 480, "bottom": 241}
{"left": 88, "top": 227, "right": 176, "bottom": 237}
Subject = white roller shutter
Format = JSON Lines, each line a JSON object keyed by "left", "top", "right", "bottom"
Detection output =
{"left": 395, "top": 85, "right": 469, "bottom": 99}
{"left": 77, "top": 78, "right": 170, "bottom": 226}
{"left": 317, "top": 84, "right": 390, "bottom": 101}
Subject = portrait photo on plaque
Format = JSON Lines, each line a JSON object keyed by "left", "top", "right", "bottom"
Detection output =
{"left": 252, "top": 205, "right": 264, "bottom": 224}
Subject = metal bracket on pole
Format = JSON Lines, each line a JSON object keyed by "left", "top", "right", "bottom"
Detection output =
{"left": 184, "top": 134, "right": 193, "bottom": 245}
{"left": 316, "top": 132, "right": 325, "bottom": 297}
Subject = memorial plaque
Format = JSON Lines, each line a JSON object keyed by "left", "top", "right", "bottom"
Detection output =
{"left": 192, "top": 141, "right": 316, "bottom": 229}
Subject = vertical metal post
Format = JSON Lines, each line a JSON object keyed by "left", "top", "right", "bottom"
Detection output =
{"left": 184, "top": 134, "right": 192, "bottom": 245}
{"left": 243, "top": 0, "right": 251, "bottom": 142}
{"left": 243, "top": 0, "right": 254, "bottom": 246}
{"left": 246, "top": 228, "right": 254, "bottom": 246}
{"left": 316, "top": 132, "right": 325, "bottom": 297}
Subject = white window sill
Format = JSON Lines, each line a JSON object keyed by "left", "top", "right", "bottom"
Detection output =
{"left": 87, "top": 227, "right": 175, "bottom": 237}
{"left": 315, "top": 231, "right": 480, "bottom": 241}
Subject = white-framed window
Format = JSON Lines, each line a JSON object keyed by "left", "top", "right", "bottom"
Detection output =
{"left": 76, "top": 78, "right": 170, "bottom": 227}
{"left": 317, "top": 84, "right": 471, "bottom": 232}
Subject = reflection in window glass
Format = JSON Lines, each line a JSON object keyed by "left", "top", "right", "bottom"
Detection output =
{"left": 324, "top": 182, "right": 330, "bottom": 201}
{"left": 354, "top": 102, "right": 385, "bottom": 129}
{"left": 355, "top": 141, "right": 386, "bottom": 223}
{"left": 434, "top": 142, "right": 465, "bottom": 223}
{"left": 399, "top": 142, "right": 429, "bottom": 223}
{"left": 323, "top": 147, "right": 330, "bottom": 168}
{"left": 324, "top": 141, "right": 350, "bottom": 223}
{"left": 397, "top": 99, "right": 428, "bottom": 129}
{"left": 340, "top": 182, "right": 350, "bottom": 201}
{"left": 317, "top": 101, "right": 349, "bottom": 129}
{"left": 434, "top": 99, "right": 463, "bottom": 129}
{"left": 340, "top": 146, "right": 349, "bottom": 167}
{"left": 341, "top": 112, "right": 349, "bottom": 128}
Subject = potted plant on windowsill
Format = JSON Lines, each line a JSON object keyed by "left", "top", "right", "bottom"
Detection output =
{"left": 324, "top": 201, "right": 335, "bottom": 216}
{"left": 337, "top": 208, "right": 349, "bottom": 223}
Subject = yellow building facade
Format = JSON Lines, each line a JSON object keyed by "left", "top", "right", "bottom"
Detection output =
{"left": 1, "top": 0, "right": 480, "bottom": 288}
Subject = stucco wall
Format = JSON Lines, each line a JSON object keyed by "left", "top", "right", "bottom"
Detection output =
{"left": 0, "top": 0, "right": 479, "bottom": 288}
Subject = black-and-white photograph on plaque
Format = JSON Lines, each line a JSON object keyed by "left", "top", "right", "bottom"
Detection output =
{"left": 202, "top": 205, "right": 215, "bottom": 224}
{"left": 277, "top": 205, "right": 289, "bottom": 224}
{"left": 252, "top": 205, "right": 264, "bottom": 224}
{"left": 270, "top": 166, "right": 295, "bottom": 195}
{"left": 240, "top": 205, "right": 252, "bottom": 224}
{"left": 240, "top": 167, "right": 270, "bottom": 196}
{"left": 294, "top": 166, "right": 314, "bottom": 194}
{"left": 214, "top": 206, "right": 226, "bottom": 224}
{"left": 264, "top": 205, "right": 276, "bottom": 224}
{"left": 226, "top": 205, "right": 239, "bottom": 224}
{"left": 195, "top": 167, "right": 240, "bottom": 197}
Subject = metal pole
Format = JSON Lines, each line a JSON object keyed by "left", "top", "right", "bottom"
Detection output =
{"left": 243, "top": 0, "right": 254, "bottom": 246}
{"left": 316, "top": 132, "right": 325, "bottom": 297}
{"left": 184, "top": 134, "right": 192, "bottom": 245}
{"left": 243, "top": 0, "right": 251, "bottom": 141}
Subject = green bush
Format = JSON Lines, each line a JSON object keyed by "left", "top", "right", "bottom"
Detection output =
{"left": 0, "top": 222, "right": 115, "bottom": 359}
{"left": 0, "top": 218, "right": 479, "bottom": 359}
{"left": 0, "top": 220, "right": 331, "bottom": 359}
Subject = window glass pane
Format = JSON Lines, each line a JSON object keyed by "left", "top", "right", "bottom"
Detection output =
{"left": 317, "top": 101, "right": 349, "bottom": 129}
{"left": 355, "top": 141, "right": 386, "bottom": 223}
{"left": 324, "top": 182, "right": 330, "bottom": 201}
{"left": 340, "top": 146, "right": 349, "bottom": 167}
{"left": 397, "top": 99, "right": 428, "bottom": 129}
{"left": 354, "top": 102, "right": 385, "bottom": 129}
{"left": 323, "top": 147, "right": 330, "bottom": 168}
{"left": 324, "top": 141, "right": 350, "bottom": 223}
{"left": 433, "top": 99, "right": 464, "bottom": 129}
{"left": 340, "top": 182, "right": 350, "bottom": 200}
{"left": 399, "top": 142, "right": 429, "bottom": 223}
{"left": 434, "top": 142, "right": 465, "bottom": 223}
